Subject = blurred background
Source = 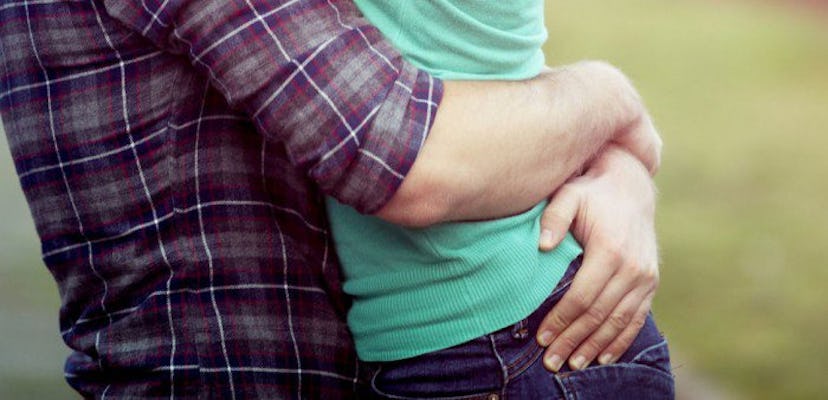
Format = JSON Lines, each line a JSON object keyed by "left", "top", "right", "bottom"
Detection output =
{"left": 1, "top": 0, "right": 826, "bottom": 398}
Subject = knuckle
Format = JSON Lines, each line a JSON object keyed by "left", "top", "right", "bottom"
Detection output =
{"left": 608, "top": 310, "right": 633, "bottom": 330}
{"left": 646, "top": 267, "right": 660, "bottom": 287}
{"left": 603, "top": 243, "right": 626, "bottom": 264}
{"left": 631, "top": 314, "right": 648, "bottom": 329}
{"left": 584, "top": 306, "right": 607, "bottom": 326}
{"left": 568, "top": 291, "right": 592, "bottom": 314}
{"left": 547, "top": 312, "right": 570, "bottom": 331}
{"left": 557, "top": 334, "right": 582, "bottom": 352}
{"left": 580, "top": 339, "right": 603, "bottom": 356}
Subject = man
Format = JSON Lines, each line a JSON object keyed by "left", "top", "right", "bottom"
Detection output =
{"left": 0, "top": 0, "right": 661, "bottom": 398}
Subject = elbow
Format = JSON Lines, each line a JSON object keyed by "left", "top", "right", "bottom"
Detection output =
{"left": 373, "top": 178, "right": 452, "bottom": 228}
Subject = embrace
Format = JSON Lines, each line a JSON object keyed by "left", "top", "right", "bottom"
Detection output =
{"left": 0, "top": 0, "right": 674, "bottom": 398}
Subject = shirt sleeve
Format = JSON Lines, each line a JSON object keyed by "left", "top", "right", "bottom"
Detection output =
{"left": 101, "top": 0, "right": 442, "bottom": 214}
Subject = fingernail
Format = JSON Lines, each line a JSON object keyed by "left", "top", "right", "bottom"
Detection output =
{"left": 539, "top": 229, "right": 555, "bottom": 250}
{"left": 571, "top": 355, "right": 587, "bottom": 370}
{"left": 545, "top": 354, "right": 564, "bottom": 372}
{"left": 599, "top": 353, "right": 613, "bottom": 365}
{"left": 537, "top": 331, "right": 554, "bottom": 347}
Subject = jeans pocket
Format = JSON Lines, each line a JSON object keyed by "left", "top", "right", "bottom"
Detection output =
{"left": 366, "top": 337, "right": 500, "bottom": 400}
{"left": 555, "top": 314, "right": 675, "bottom": 400}
{"left": 616, "top": 313, "right": 673, "bottom": 378}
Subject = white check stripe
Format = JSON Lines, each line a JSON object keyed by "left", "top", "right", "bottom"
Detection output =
{"left": 193, "top": 0, "right": 300, "bottom": 63}
{"left": 296, "top": 62, "right": 360, "bottom": 144}
{"left": 194, "top": 81, "right": 237, "bottom": 400}
{"left": 316, "top": 105, "right": 381, "bottom": 166}
{"left": 171, "top": 30, "right": 233, "bottom": 103}
{"left": 62, "top": 284, "right": 326, "bottom": 336}
{"left": 25, "top": 0, "right": 113, "bottom": 374}
{"left": 394, "top": 81, "right": 439, "bottom": 107}
{"left": 18, "top": 126, "right": 167, "bottom": 179}
{"left": 90, "top": 2, "right": 179, "bottom": 396}
{"left": 203, "top": 367, "right": 353, "bottom": 382}
{"left": 18, "top": 115, "right": 246, "bottom": 179}
{"left": 251, "top": 35, "right": 337, "bottom": 118}
{"left": 244, "top": 0, "right": 361, "bottom": 153}
{"left": 0, "top": 51, "right": 163, "bottom": 101}
{"left": 0, "top": 0, "right": 83, "bottom": 12}
{"left": 42, "top": 212, "right": 175, "bottom": 258}
{"left": 321, "top": 234, "right": 330, "bottom": 273}
{"left": 237, "top": 8, "right": 306, "bottom": 386}
{"left": 151, "top": 365, "right": 354, "bottom": 382}
{"left": 276, "top": 199, "right": 302, "bottom": 398}
{"left": 42, "top": 200, "right": 326, "bottom": 259}
{"left": 325, "top": 0, "right": 398, "bottom": 73}
{"left": 140, "top": 0, "right": 170, "bottom": 34}
{"left": 357, "top": 149, "right": 405, "bottom": 180}
{"left": 173, "top": 201, "right": 326, "bottom": 233}
{"left": 420, "top": 76, "right": 435, "bottom": 149}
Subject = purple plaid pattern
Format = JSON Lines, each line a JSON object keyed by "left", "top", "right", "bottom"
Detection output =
{"left": 0, "top": 0, "right": 442, "bottom": 398}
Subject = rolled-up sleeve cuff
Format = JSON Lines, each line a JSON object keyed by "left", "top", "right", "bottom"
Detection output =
{"left": 311, "top": 66, "right": 443, "bottom": 214}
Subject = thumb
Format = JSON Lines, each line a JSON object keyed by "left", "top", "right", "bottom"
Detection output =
{"left": 539, "top": 186, "right": 581, "bottom": 252}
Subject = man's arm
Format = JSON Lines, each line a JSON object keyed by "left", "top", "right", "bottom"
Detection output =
{"left": 102, "top": 0, "right": 658, "bottom": 227}
{"left": 376, "top": 62, "right": 661, "bottom": 227}
{"left": 102, "top": 0, "right": 443, "bottom": 214}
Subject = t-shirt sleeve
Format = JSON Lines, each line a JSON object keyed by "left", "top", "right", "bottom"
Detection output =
{"left": 102, "top": 0, "right": 443, "bottom": 213}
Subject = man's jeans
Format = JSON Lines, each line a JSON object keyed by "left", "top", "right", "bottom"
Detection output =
{"left": 363, "top": 259, "right": 675, "bottom": 399}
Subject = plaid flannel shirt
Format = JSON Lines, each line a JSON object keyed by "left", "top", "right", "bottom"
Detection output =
{"left": 0, "top": 0, "right": 442, "bottom": 398}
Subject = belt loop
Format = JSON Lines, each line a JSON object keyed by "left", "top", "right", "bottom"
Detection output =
{"left": 511, "top": 318, "right": 529, "bottom": 340}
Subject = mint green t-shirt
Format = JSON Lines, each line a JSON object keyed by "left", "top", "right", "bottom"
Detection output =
{"left": 326, "top": 0, "right": 583, "bottom": 362}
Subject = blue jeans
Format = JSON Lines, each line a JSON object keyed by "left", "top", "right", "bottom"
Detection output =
{"left": 362, "top": 259, "right": 675, "bottom": 399}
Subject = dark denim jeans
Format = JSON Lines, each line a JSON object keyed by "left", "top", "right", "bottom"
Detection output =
{"left": 362, "top": 259, "right": 675, "bottom": 399}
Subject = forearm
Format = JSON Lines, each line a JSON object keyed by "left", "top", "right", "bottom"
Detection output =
{"left": 376, "top": 61, "right": 649, "bottom": 226}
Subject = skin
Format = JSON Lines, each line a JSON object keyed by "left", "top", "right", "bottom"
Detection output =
{"left": 376, "top": 60, "right": 662, "bottom": 372}
{"left": 377, "top": 61, "right": 660, "bottom": 226}
{"left": 538, "top": 145, "right": 659, "bottom": 372}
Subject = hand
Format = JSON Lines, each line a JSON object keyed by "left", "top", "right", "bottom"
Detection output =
{"left": 536, "top": 145, "right": 659, "bottom": 372}
{"left": 615, "top": 112, "right": 662, "bottom": 176}
{"left": 560, "top": 61, "right": 663, "bottom": 175}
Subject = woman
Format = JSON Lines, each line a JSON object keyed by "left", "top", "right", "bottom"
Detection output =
{"left": 326, "top": 1, "right": 674, "bottom": 398}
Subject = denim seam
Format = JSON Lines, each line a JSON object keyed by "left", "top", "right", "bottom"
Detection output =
{"left": 503, "top": 278, "right": 574, "bottom": 373}
{"left": 506, "top": 345, "right": 544, "bottom": 381}
{"left": 504, "top": 343, "right": 539, "bottom": 370}
{"left": 554, "top": 373, "right": 577, "bottom": 400}
{"left": 560, "top": 359, "right": 675, "bottom": 383}
{"left": 369, "top": 364, "right": 494, "bottom": 400}
{"left": 488, "top": 334, "right": 510, "bottom": 396}
{"left": 631, "top": 339, "right": 669, "bottom": 364}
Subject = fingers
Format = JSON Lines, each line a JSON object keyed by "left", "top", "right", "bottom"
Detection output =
{"left": 616, "top": 114, "right": 662, "bottom": 176}
{"left": 596, "top": 294, "right": 654, "bottom": 366}
{"left": 568, "top": 288, "right": 654, "bottom": 370}
{"left": 539, "top": 186, "right": 582, "bottom": 251}
{"left": 537, "top": 257, "right": 659, "bottom": 372}
{"left": 535, "top": 244, "right": 619, "bottom": 369}
{"left": 538, "top": 259, "right": 631, "bottom": 372}
{"left": 536, "top": 238, "right": 660, "bottom": 372}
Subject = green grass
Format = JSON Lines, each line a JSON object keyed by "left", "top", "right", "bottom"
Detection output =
{"left": 543, "top": 0, "right": 828, "bottom": 398}
{"left": 2, "top": 1, "right": 827, "bottom": 398}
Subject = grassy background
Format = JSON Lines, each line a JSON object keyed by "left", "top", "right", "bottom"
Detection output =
{"left": 1, "top": 0, "right": 827, "bottom": 398}
{"left": 0, "top": 130, "right": 74, "bottom": 398}
{"left": 543, "top": 0, "right": 828, "bottom": 398}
